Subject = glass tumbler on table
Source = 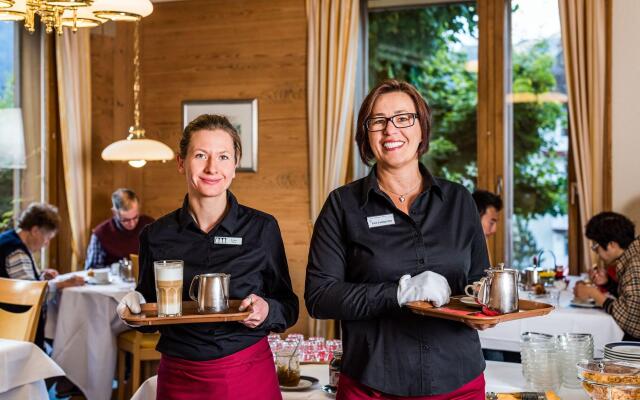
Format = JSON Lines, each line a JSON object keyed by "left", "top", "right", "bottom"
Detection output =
{"left": 520, "top": 332, "right": 562, "bottom": 391}
{"left": 559, "top": 333, "right": 594, "bottom": 388}
{"left": 276, "top": 347, "right": 301, "bottom": 387}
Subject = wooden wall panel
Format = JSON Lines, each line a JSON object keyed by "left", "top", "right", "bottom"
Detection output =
{"left": 91, "top": 0, "right": 310, "bottom": 335}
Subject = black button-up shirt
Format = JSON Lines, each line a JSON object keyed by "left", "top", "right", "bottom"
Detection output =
{"left": 136, "top": 193, "right": 298, "bottom": 361}
{"left": 305, "top": 164, "right": 489, "bottom": 396}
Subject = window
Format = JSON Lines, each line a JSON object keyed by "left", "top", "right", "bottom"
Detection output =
{"left": 368, "top": 2, "right": 479, "bottom": 189}
{"left": 0, "top": 21, "right": 18, "bottom": 229}
{"left": 506, "top": 0, "right": 569, "bottom": 269}
{"left": 367, "top": 0, "right": 572, "bottom": 269}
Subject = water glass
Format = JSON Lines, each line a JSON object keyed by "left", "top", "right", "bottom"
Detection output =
{"left": 558, "top": 333, "right": 593, "bottom": 388}
{"left": 520, "top": 332, "right": 562, "bottom": 391}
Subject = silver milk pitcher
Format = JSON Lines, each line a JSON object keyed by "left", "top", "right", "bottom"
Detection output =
{"left": 465, "top": 264, "right": 519, "bottom": 314}
{"left": 189, "top": 273, "right": 230, "bottom": 313}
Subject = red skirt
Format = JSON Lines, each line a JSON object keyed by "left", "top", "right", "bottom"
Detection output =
{"left": 337, "top": 372, "right": 485, "bottom": 400}
{"left": 156, "top": 337, "right": 282, "bottom": 400}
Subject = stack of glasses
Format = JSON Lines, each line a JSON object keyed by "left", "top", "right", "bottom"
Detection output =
{"left": 558, "top": 333, "right": 594, "bottom": 388}
{"left": 520, "top": 332, "right": 562, "bottom": 391}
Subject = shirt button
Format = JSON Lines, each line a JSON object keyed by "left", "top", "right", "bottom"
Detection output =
{"left": 422, "top": 345, "right": 429, "bottom": 351}
{"left": 418, "top": 259, "right": 424, "bottom": 265}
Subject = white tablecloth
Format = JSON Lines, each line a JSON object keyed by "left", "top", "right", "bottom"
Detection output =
{"left": 131, "top": 361, "right": 589, "bottom": 400}
{"left": 479, "top": 279, "right": 624, "bottom": 356}
{"left": 0, "top": 338, "right": 65, "bottom": 400}
{"left": 45, "top": 271, "right": 136, "bottom": 400}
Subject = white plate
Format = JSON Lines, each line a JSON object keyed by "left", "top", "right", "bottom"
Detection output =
{"left": 459, "top": 296, "right": 483, "bottom": 308}
{"left": 570, "top": 298, "right": 597, "bottom": 308}
{"left": 280, "top": 377, "right": 314, "bottom": 391}
{"left": 87, "top": 277, "right": 112, "bottom": 285}
{"left": 605, "top": 342, "right": 640, "bottom": 355}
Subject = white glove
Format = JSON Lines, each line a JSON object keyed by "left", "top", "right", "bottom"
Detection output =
{"left": 397, "top": 270, "right": 451, "bottom": 307}
{"left": 117, "top": 291, "right": 146, "bottom": 320}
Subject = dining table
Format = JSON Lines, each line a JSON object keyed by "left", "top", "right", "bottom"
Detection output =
{"left": 130, "top": 361, "right": 589, "bottom": 400}
{"left": 0, "top": 338, "right": 65, "bottom": 400}
{"left": 45, "top": 270, "right": 136, "bottom": 400}
{"left": 478, "top": 277, "right": 624, "bottom": 356}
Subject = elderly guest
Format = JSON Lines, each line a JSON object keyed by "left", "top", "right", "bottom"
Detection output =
{"left": 118, "top": 114, "right": 298, "bottom": 399}
{"left": 305, "top": 80, "right": 491, "bottom": 399}
{"left": 0, "top": 203, "right": 84, "bottom": 349}
{"left": 84, "top": 188, "right": 154, "bottom": 269}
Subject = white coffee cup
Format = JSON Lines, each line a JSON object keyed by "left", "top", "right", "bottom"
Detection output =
{"left": 93, "top": 268, "right": 110, "bottom": 284}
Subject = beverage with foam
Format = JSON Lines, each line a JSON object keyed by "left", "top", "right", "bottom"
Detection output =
{"left": 154, "top": 260, "right": 183, "bottom": 317}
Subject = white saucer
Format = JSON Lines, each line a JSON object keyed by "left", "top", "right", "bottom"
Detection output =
{"left": 460, "top": 296, "right": 483, "bottom": 308}
{"left": 87, "top": 277, "right": 112, "bottom": 285}
{"left": 280, "top": 377, "right": 314, "bottom": 391}
{"left": 570, "top": 298, "right": 597, "bottom": 308}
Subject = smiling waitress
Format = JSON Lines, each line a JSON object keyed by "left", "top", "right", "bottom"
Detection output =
{"left": 117, "top": 114, "right": 298, "bottom": 400}
{"left": 305, "top": 80, "right": 491, "bottom": 399}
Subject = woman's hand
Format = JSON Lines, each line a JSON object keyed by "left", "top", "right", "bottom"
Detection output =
{"left": 41, "top": 268, "right": 59, "bottom": 280}
{"left": 57, "top": 275, "right": 85, "bottom": 289}
{"left": 573, "top": 281, "right": 594, "bottom": 300}
{"left": 239, "top": 294, "right": 269, "bottom": 329}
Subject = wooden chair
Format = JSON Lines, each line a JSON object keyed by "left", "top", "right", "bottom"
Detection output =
{"left": 118, "top": 253, "right": 160, "bottom": 399}
{"left": 117, "top": 330, "right": 161, "bottom": 400}
{"left": 0, "top": 277, "right": 47, "bottom": 342}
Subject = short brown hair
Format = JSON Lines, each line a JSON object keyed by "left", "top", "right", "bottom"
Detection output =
{"left": 17, "top": 203, "right": 60, "bottom": 232}
{"left": 355, "top": 80, "right": 432, "bottom": 165}
{"left": 112, "top": 188, "right": 139, "bottom": 212}
{"left": 179, "top": 114, "right": 243, "bottom": 163}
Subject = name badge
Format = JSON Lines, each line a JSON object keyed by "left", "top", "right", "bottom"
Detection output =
{"left": 214, "top": 236, "right": 243, "bottom": 245}
{"left": 367, "top": 214, "right": 395, "bottom": 228}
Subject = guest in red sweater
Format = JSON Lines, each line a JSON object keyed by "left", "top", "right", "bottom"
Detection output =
{"left": 84, "top": 188, "right": 154, "bottom": 269}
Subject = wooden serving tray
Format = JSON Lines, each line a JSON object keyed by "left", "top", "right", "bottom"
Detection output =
{"left": 122, "top": 300, "right": 250, "bottom": 326}
{"left": 406, "top": 296, "right": 554, "bottom": 325}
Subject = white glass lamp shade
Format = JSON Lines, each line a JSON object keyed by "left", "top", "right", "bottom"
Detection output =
{"left": 0, "top": 0, "right": 26, "bottom": 20}
{"left": 62, "top": 5, "right": 107, "bottom": 28}
{"left": 91, "top": 0, "right": 153, "bottom": 21}
{"left": 101, "top": 137, "right": 174, "bottom": 163}
{"left": 0, "top": 1, "right": 14, "bottom": 9}
{"left": 46, "top": 0, "right": 91, "bottom": 7}
{"left": 0, "top": 108, "right": 27, "bottom": 169}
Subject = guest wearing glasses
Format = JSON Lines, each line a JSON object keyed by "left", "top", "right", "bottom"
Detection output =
{"left": 84, "top": 188, "right": 154, "bottom": 270}
{"left": 574, "top": 211, "right": 640, "bottom": 341}
{"left": 117, "top": 114, "right": 298, "bottom": 399}
{"left": 306, "top": 80, "right": 492, "bottom": 399}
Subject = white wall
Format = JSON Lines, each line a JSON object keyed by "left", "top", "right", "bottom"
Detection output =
{"left": 612, "top": 0, "right": 640, "bottom": 226}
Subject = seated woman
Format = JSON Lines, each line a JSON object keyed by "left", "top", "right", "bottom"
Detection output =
{"left": 0, "top": 202, "right": 84, "bottom": 348}
{"left": 117, "top": 114, "right": 299, "bottom": 400}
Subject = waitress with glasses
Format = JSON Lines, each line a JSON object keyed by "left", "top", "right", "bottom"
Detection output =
{"left": 306, "top": 80, "right": 492, "bottom": 399}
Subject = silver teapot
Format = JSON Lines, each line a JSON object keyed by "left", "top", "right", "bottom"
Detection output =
{"left": 465, "top": 264, "right": 519, "bottom": 314}
{"left": 188, "top": 273, "right": 230, "bottom": 313}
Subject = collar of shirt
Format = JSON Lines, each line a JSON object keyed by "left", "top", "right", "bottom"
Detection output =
{"left": 359, "top": 162, "right": 444, "bottom": 209}
{"left": 177, "top": 191, "right": 240, "bottom": 235}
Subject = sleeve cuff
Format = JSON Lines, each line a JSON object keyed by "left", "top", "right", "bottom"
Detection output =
{"left": 603, "top": 297, "right": 615, "bottom": 314}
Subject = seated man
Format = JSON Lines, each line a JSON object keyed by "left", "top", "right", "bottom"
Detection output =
{"left": 472, "top": 189, "right": 503, "bottom": 238}
{"left": 574, "top": 211, "right": 640, "bottom": 341}
{"left": 85, "top": 188, "right": 154, "bottom": 270}
{"left": 0, "top": 202, "right": 84, "bottom": 348}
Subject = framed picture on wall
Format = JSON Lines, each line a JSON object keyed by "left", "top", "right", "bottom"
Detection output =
{"left": 182, "top": 99, "right": 258, "bottom": 172}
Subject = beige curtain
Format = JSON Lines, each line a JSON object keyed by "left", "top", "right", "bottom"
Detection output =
{"left": 307, "top": 0, "right": 360, "bottom": 338}
{"left": 55, "top": 30, "right": 92, "bottom": 270}
{"left": 559, "top": 0, "right": 608, "bottom": 271}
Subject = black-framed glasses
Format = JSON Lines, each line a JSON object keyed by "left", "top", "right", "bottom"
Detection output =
{"left": 365, "top": 113, "right": 418, "bottom": 132}
{"left": 590, "top": 242, "right": 600, "bottom": 252}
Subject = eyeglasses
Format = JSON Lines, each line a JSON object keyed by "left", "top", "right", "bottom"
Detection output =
{"left": 119, "top": 214, "right": 139, "bottom": 224}
{"left": 365, "top": 113, "right": 418, "bottom": 132}
{"left": 590, "top": 242, "right": 600, "bottom": 252}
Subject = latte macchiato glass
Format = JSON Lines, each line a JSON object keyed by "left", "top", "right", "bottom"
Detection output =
{"left": 154, "top": 260, "right": 183, "bottom": 317}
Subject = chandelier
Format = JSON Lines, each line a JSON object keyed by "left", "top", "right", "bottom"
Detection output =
{"left": 0, "top": 0, "right": 153, "bottom": 35}
{"left": 101, "top": 21, "right": 174, "bottom": 168}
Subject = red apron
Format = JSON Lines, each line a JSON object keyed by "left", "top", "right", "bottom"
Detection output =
{"left": 337, "top": 372, "right": 485, "bottom": 400}
{"left": 156, "top": 337, "right": 282, "bottom": 400}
